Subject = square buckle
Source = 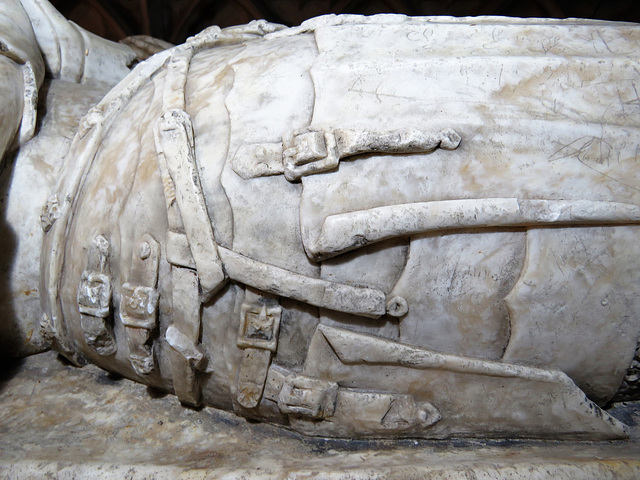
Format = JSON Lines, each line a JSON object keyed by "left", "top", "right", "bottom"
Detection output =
{"left": 77, "top": 273, "right": 111, "bottom": 318}
{"left": 120, "top": 283, "right": 159, "bottom": 329}
{"left": 237, "top": 303, "right": 282, "bottom": 352}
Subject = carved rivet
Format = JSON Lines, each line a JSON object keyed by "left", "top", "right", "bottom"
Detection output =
{"left": 418, "top": 409, "right": 428, "bottom": 423}
{"left": 439, "top": 128, "right": 462, "bottom": 150}
{"left": 139, "top": 241, "right": 151, "bottom": 260}
{"left": 417, "top": 401, "right": 442, "bottom": 428}
{"left": 254, "top": 146, "right": 267, "bottom": 160}
{"left": 386, "top": 296, "right": 409, "bottom": 317}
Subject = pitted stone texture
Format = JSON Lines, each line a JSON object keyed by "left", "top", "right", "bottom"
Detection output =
{"left": 0, "top": 351, "right": 639, "bottom": 479}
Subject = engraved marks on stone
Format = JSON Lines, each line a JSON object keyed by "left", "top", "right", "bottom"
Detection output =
{"left": 120, "top": 234, "right": 160, "bottom": 375}
{"left": 77, "top": 235, "right": 116, "bottom": 355}
{"left": 28, "top": 12, "right": 640, "bottom": 443}
{"left": 380, "top": 395, "right": 441, "bottom": 431}
{"left": 231, "top": 127, "right": 462, "bottom": 181}
{"left": 236, "top": 291, "right": 282, "bottom": 409}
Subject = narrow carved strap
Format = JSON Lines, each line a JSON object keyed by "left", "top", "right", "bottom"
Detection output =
{"left": 164, "top": 233, "right": 400, "bottom": 319}
{"left": 153, "top": 109, "right": 227, "bottom": 301}
{"left": 166, "top": 267, "right": 206, "bottom": 406}
{"left": 152, "top": 23, "right": 227, "bottom": 301}
{"left": 77, "top": 235, "right": 116, "bottom": 356}
{"left": 41, "top": 115, "right": 106, "bottom": 366}
{"left": 154, "top": 40, "right": 221, "bottom": 406}
{"left": 154, "top": 22, "right": 299, "bottom": 402}
{"left": 40, "top": 19, "right": 282, "bottom": 366}
{"left": 231, "top": 127, "right": 462, "bottom": 181}
{"left": 310, "top": 199, "right": 640, "bottom": 261}
{"left": 235, "top": 290, "right": 282, "bottom": 409}
{"left": 120, "top": 234, "right": 160, "bottom": 376}
{"left": 264, "top": 364, "right": 440, "bottom": 433}
{"left": 218, "top": 247, "right": 393, "bottom": 319}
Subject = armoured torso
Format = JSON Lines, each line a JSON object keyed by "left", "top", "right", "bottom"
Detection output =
{"left": 40, "top": 15, "right": 640, "bottom": 440}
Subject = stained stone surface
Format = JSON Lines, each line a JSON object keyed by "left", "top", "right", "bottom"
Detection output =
{"left": 32, "top": 14, "right": 640, "bottom": 441}
{"left": 4, "top": 0, "right": 640, "bottom": 449}
{"left": 0, "top": 351, "right": 639, "bottom": 479}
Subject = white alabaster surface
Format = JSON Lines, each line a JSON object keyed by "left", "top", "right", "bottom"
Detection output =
{"left": 28, "top": 14, "right": 640, "bottom": 442}
{"left": 0, "top": 80, "right": 111, "bottom": 357}
{"left": 1, "top": 8, "right": 640, "bottom": 446}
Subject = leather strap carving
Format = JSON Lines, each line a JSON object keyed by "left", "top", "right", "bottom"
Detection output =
{"left": 120, "top": 234, "right": 160, "bottom": 375}
{"left": 231, "top": 127, "right": 462, "bottom": 181}
{"left": 235, "top": 289, "right": 282, "bottom": 409}
{"left": 77, "top": 235, "right": 116, "bottom": 355}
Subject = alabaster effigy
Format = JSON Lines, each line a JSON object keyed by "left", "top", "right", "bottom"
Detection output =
{"left": 2, "top": 0, "right": 640, "bottom": 444}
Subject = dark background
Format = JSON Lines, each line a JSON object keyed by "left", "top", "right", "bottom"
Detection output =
{"left": 50, "top": 0, "right": 640, "bottom": 45}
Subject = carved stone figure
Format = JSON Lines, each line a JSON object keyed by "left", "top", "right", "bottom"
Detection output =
{"left": 2, "top": 0, "right": 640, "bottom": 441}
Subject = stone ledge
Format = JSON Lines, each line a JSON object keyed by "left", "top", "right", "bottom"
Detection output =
{"left": 1, "top": 351, "right": 639, "bottom": 479}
